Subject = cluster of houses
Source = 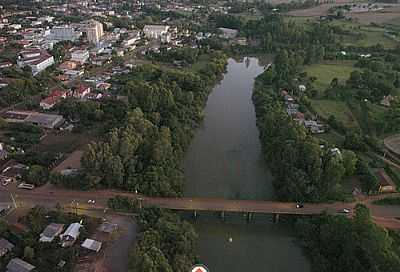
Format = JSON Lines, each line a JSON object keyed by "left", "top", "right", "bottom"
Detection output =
{"left": 281, "top": 89, "right": 326, "bottom": 134}
{"left": 39, "top": 84, "right": 91, "bottom": 110}
{"left": 0, "top": 221, "right": 116, "bottom": 271}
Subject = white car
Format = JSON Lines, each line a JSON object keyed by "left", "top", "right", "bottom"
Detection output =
{"left": 87, "top": 199, "right": 96, "bottom": 204}
{"left": 342, "top": 208, "right": 350, "bottom": 214}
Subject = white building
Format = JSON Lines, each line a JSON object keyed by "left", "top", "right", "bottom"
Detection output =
{"left": 143, "top": 25, "right": 169, "bottom": 40}
{"left": 60, "top": 222, "right": 82, "bottom": 247}
{"left": 218, "top": 28, "right": 238, "bottom": 39}
{"left": 39, "top": 223, "right": 64, "bottom": 242}
{"left": 81, "top": 239, "right": 102, "bottom": 252}
{"left": 122, "top": 31, "right": 141, "bottom": 48}
{"left": 49, "top": 26, "right": 81, "bottom": 41}
{"left": 17, "top": 48, "right": 55, "bottom": 76}
{"left": 9, "top": 24, "right": 21, "bottom": 30}
{"left": 71, "top": 49, "right": 89, "bottom": 64}
{"left": 85, "top": 20, "right": 104, "bottom": 44}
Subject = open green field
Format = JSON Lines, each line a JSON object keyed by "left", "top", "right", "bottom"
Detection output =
{"left": 343, "top": 28, "right": 398, "bottom": 48}
{"left": 310, "top": 99, "right": 359, "bottom": 129}
{"left": 284, "top": 16, "right": 316, "bottom": 24}
{"left": 330, "top": 20, "right": 398, "bottom": 48}
{"left": 315, "top": 131, "right": 345, "bottom": 146}
{"left": 348, "top": 100, "right": 387, "bottom": 136}
{"left": 304, "top": 61, "right": 356, "bottom": 91}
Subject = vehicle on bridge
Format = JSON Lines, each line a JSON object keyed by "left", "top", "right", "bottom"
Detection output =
{"left": 17, "top": 183, "right": 35, "bottom": 190}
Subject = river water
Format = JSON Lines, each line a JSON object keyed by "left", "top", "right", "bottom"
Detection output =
{"left": 183, "top": 57, "right": 310, "bottom": 272}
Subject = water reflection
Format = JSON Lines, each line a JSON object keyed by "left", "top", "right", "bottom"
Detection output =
{"left": 183, "top": 57, "right": 310, "bottom": 272}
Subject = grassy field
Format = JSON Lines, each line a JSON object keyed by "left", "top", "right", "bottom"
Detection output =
{"left": 330, "top": 20, "right": 398, "bottom": 48}
{"left": 310, "top": 99, "right": 359, "bottom": 129}
{"left": 315, "top": 131, "right": 345, "bottom": 146}
{"left": 343, "top": 28, "right": 398, "bottom": 49}
{"left": 304, "top": 61, "right": 356, "bottom": 91}
{"left": 348, "top": 100, "right": 387, "bottom": 136}
{"left": 31, "top": 131, "right": 95, "bottom": 154}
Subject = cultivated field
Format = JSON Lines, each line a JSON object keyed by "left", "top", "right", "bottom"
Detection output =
{"left": 304, "top": 61, "right": 356, "bottom": 91}
{"left": 287, "top": 2, "right": 349, "bottom": 17}
{"left": 384, "top": 134, "right": 400, "bottom": 156}
{"left": 310, "top": 99, "right": 359, "bottom": 128}
{"left": 349, "top": 6, "right": 400, "bottom": 25}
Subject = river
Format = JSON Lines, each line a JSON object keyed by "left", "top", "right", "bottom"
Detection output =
{"left": 183, "top": 57, "right": 310, "bottom": 272}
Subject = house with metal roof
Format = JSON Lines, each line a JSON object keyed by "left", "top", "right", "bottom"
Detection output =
{"left": 60, "top": 222, "right": 82, "bottom": 247}
{"left": 6, "top": 258, "right": 35, "bottom": 272}
{"left": 39, "top": 223, "right": 64, "bottom": 242}
{"left": 81, "top": 238, "right": 102, "bottom": 252}
{"left": 0, "top": 238, "right": 14, "bottom": 257}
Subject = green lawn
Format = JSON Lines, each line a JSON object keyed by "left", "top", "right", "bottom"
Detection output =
{"left": 304, "top": 61, "right": 356, "bottom": 91}
{"left": 330, "top": 21, "right": 398, "bottom": 49}
{"left": 310, "top": 99, "right": 359, "bottom": 129}
{"left": 315, "top": 131, "right": 345, "bottom": 146}
{"left": 343, "top": 29, "right": 398, "bottom": 49}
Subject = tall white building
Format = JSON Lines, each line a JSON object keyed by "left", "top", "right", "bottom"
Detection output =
{"left": 49, "top": 26, "right": 81, "bottom": 41}
{"left": 85, "top": 20, "right": 104, "bottom": 44}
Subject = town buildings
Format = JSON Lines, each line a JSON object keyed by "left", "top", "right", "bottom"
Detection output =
{"left": 143, "top": 25, "right": 170, "bottom": 42}
{"left": 17, "top": 48, "right": 54, "bottom": 76}
{"left": 48, "top": 26, "right": 82, "bottom": 41}
{"left": 71, "top": 49, "right": 89, "bottom": 64}
{"left": 40, "top": 89, "right": 67, "bottom": 110}
{"left": 85, "top": 20, "right": 104, "bottom": 44}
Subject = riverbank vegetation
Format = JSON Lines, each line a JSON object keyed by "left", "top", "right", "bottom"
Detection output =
{"left": 248, "top": 4, "right": 400, "bottom": 199}
{"left": 253, "top": 70, "right": 356, "bottom": 202}
{"left": 296, "top": 205, "right": 400, "bottom": 272}
{"left": 51, "top": 51, "right": 227, "bottom": 196}
{"left": 107, "top": 195, "right": 199, "bottom": 271}
{"left": 128, "top": 207, "right": 198, "bottom": 272}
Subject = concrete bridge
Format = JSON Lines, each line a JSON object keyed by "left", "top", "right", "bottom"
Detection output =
{"left": 1, "top": 186, "right": 399, "bottom": 228}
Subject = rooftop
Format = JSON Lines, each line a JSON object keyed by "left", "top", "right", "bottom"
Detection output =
{"left": 6, "top": 258, "right": 35, "bottom": 272}
{"left": 81, "top": 238, "right": 102, "bottom": 252}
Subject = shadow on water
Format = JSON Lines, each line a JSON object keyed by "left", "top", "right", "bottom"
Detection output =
{"left": 183, "top": 57, "right": 310, "bottom": 272}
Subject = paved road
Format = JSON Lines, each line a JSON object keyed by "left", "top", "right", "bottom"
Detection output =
{"left": 1, "top": 185, "right": 400, "bottom": 229}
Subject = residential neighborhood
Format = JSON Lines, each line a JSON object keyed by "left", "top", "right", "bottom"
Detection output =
{"left": 0, "top": 0, "right": 400, "bottom": 272}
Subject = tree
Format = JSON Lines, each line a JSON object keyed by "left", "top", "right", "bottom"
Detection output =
{"left": 24, "top": 165, "right": 48, "bottom": 186}
{"left": 0, "top": 219, "right": 7, "bottom": 235}
{"left": 342, "top": 150, "right": 357, "bottom": 176}
{"left": 24, "top": 246, "right": 35, "bottom": 261}
{"left": 344, "top": 131, "right": 366, "bottom": 151}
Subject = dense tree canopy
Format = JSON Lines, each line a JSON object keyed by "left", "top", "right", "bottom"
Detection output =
{"left": 296, "top": 205, "right": 400, "bottom": 272}
{"left": 129, "top": 208, "right": 198, "bottom": 272}
{"left": 79, "top": 52, "right": 227, "bottom": 196}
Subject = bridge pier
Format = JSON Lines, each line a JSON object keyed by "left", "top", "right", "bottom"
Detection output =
{"left": 220, "top": 211, "right": 226, "bottom": 221}
{"left": 273, "top": 213, "right": 280, "bottom": 223}
{"left": 246, "top": 212, "right": 253, "bottom": 223}
{"left": 193, "top": 210, "right": 198, "bottom": 220}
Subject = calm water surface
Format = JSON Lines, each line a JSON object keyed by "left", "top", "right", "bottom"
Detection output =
{"left": 183, "top": 57, "right": 310, "bottom": 272}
